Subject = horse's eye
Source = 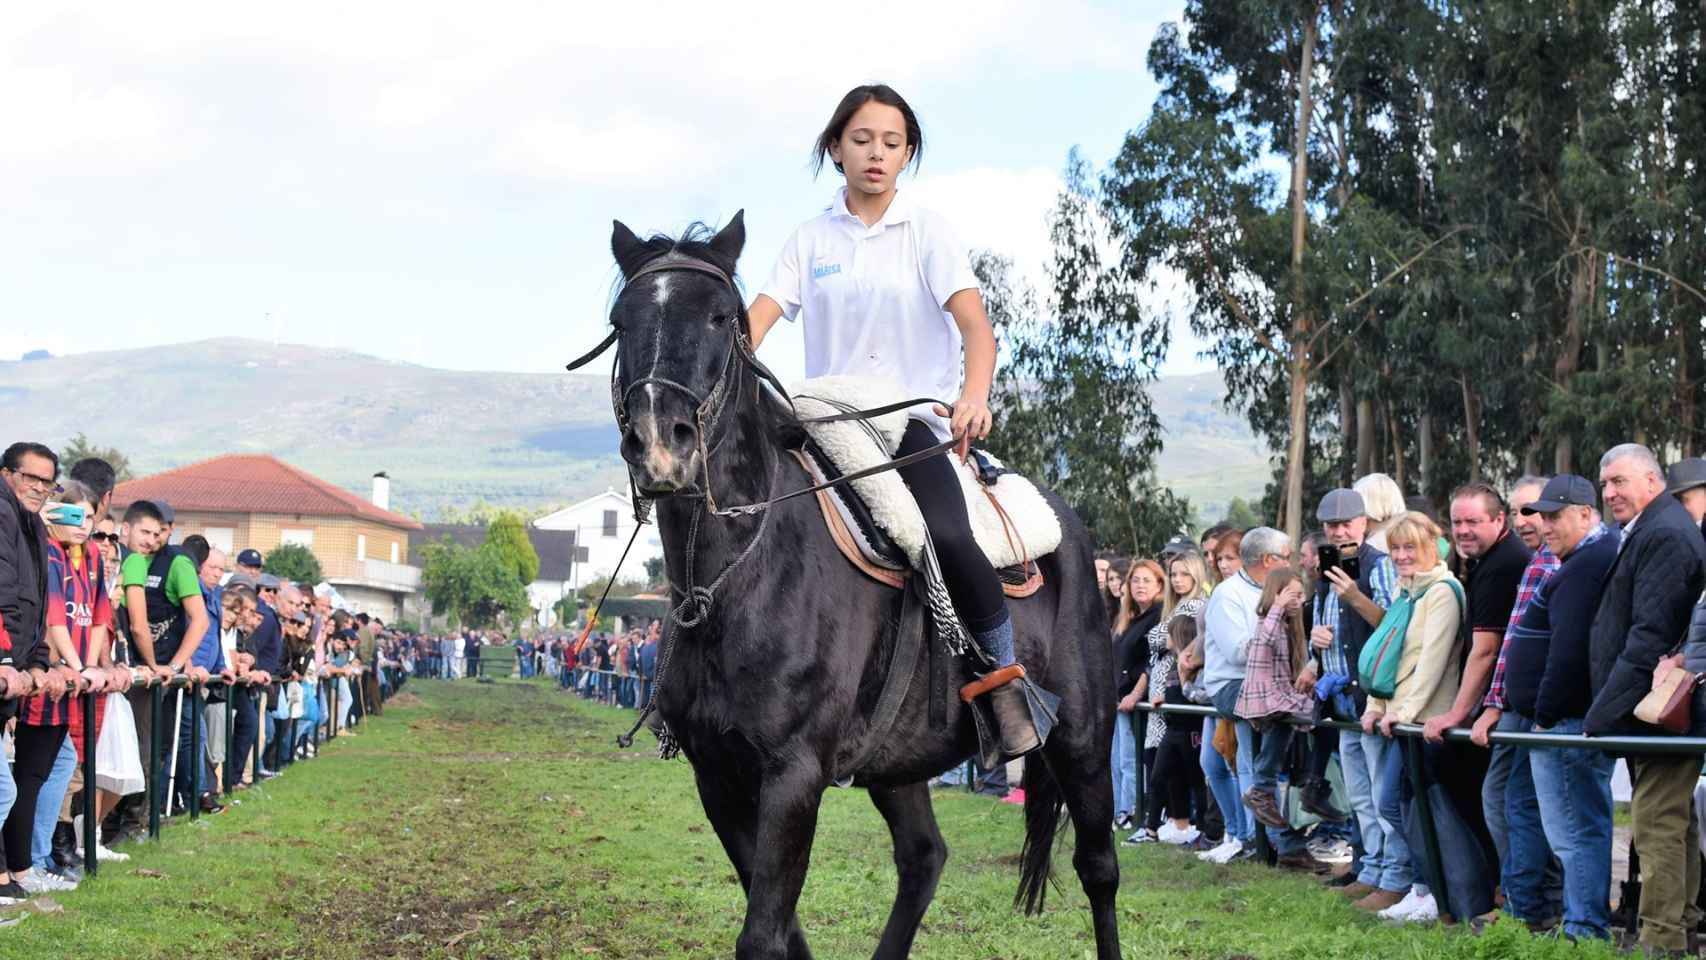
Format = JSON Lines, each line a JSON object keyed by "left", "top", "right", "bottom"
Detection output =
{"left": 710, "top": 314, "right": 727, "bottom": 327}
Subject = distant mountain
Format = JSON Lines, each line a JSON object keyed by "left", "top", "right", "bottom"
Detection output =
{"left": 5, "top": 338, "right": 1271, "bottom": 522}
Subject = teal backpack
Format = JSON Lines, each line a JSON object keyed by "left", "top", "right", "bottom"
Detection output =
{"left": 1357, "top": 578, "right": 1466, "bottom": 702}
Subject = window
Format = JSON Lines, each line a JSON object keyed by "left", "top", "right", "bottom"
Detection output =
{"left": 204, "top": 527, "right": 235, "bottom": 553}
{"left": 280, "top": 528, "right": 314, "bottom": 547}
{"left": 602, "top": 510, "right": 618, "bottom": 538}
{"left": 357, "top": 534, "right": 367, "bottom": 561}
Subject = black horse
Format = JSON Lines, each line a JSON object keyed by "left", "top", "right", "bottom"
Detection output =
{"left": 601, "top": 212, "right": 1121, "bottom": 960}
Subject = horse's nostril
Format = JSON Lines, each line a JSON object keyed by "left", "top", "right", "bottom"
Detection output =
{"left": 673, "top": 422, "right": 696, "bottom": 446}
{"left": 620, "top": 431, "right": 644, "bottom": 459}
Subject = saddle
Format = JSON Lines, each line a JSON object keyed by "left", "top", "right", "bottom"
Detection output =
{"left": 789, "top": 376, "right": 1061, "bottom": 597}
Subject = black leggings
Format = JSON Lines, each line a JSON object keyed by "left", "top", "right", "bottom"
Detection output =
{"left": 895, "top": 420, "right": 1007, "bottom": 633}
{"left": 3, "top": 723, "right": 68, "bottom": 873}
{"left": 1146, "top": 733, "right": 1206, "bottom": 831}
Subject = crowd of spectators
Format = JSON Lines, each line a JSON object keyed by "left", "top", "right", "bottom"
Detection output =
{"left": 1101, "top": 444, "right": 1706, "bottom": 955}
{"left": 0, "top": 441, "right": 411, "bottom": 912}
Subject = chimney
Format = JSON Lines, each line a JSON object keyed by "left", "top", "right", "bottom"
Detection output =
{"left": 371, "top": 471, "right": 391, "bottom": 511}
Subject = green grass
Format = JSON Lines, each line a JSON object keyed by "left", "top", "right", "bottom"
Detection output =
{"left": 2, "top": 679, "right": 1623, "bottom": 959}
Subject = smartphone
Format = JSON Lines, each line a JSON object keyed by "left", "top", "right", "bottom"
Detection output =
{"left": 1317, "top": 543, "right": 1341, "bottom": 574}
{"left": 45, "top": 502, "right": 86, "bottom": 527}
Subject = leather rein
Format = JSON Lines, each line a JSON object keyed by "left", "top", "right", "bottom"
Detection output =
{"left": 565, "top": 252, "right": 963, "bottom": 521}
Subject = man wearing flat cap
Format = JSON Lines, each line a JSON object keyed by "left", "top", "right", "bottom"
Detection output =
{"left": 1308, "top": 488, "right": 1404, "bottom": 909}
{"left": 1667, "top": 457, "right": 1706, "bottom": 534}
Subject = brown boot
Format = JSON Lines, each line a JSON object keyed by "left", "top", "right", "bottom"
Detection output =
{"left": 1337, "top": 881, "right": 1376, "bottom": 900}
{"left": 960, "top": 665, "right": 1039, "bottom": 758}
{"left": 1354, "top": 889, "right": 1406, "bottom": 912}
{"left": 1242, "top": 788, "right": 1289, "bottom": 829}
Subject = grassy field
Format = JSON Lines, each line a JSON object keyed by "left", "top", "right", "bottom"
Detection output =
{"left": 1, "top": 678, "right": 1624, "bottom": 959}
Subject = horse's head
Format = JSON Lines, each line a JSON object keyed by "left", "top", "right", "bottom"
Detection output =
{"left": 607, "top": 212, "right": 747, "bottom": 496}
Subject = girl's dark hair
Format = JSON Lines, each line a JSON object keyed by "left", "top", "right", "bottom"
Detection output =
{"left": 812, "top": 84, "right": 924, "bottom": 177}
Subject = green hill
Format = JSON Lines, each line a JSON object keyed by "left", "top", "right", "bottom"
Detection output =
{"left": 3, "top": 339, "right": 1271, "bottom": 522}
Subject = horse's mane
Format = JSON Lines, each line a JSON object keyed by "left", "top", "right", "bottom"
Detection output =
{"left": 611, "top": 222, "right": 805, "bottom": 450}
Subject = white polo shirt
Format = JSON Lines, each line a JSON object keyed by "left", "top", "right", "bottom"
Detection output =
{"left": 760, "top": 187, "right": 980, "bottom": 439}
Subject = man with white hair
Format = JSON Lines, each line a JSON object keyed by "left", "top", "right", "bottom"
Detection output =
{"left": 1197, "top": 527, "right": 1321, "bottom": 871}
{"left": 1584, "top": 443, "right": 1706, "bottom": 955}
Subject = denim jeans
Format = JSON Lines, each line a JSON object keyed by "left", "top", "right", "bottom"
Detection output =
{"left": 1200, "top": 717, "right": 1250, "bottom": 843}
{"left": 1494, "top": 711, "right": 1563, "bottom": 924}
{"left": 1529, "top": 718, "right": 1615, "bottom": 940}
{"left": 1111, "top": 711, "right": 1138, "bottom": 820}
{"left": 1342, "top": 728, "right": 1392, "bottom": 888}
{"left": 1204, "top": 683, "right": 1306, "bottom": 856}
{"left": 1364, "top": 731, "right": 1414, "bottom": 891}
{"left": 0, "top": 732, "right": 14, "bottom": 832}
{"left": 32, "top": 734, "right": 76, "bottom": 871}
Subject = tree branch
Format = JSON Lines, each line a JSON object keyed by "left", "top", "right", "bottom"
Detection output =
{"left": 1341, "top": 224, "right": 1470, "bottom": 313}
{"left": 1195, "top": 226, "right": 1286, "bottom": 363}
{"left": 1578, "top": 247, "right": 1706, "bottom": 310}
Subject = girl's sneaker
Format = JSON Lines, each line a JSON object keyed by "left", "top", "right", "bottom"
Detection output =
{"left": 94, "top": 843, "right": 129, "bottom": 863}
{"left": 0, "top": 881, "right": 26, "bottom": 905}
{"left": 1122, "top": 828, "right": 1158, "bottom": 845}
{"left": 1160, "top": 823, "right": 1201, "bottom": 846}
{"left": 1379, "top": 888, "right": 1439, "bottom": 923}
{"left": 17, "top": 871, "right": 75, "bottom": 894}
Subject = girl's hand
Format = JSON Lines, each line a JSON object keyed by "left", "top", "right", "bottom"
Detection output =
{"left": 935, "top": 394, "right": 993, "bottom": 462}
{"left": 1117, "top": 691, "right": 1137, "bottom": 713}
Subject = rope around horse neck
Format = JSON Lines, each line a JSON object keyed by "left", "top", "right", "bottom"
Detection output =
{"left": 616, "top": 451, "right": 777, "bottom": 754}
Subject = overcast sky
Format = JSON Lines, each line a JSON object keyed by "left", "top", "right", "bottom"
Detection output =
{"left": 2, "top": 1, "right": 1209, "bottom": 383}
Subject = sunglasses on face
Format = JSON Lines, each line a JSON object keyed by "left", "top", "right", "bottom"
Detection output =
{"left": 90, "top": 532, "right": 118, "bottom": 543}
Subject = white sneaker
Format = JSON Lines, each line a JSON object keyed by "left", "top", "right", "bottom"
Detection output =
{"left": 94, "top": 844, "right": 129, "bottom": 863}
{"left": 1156, "top": 821, "right": 1180, "bottom": 843}
{"left": 1379, "top": 888, "right": 1439, "bottom": 923}
{"left": 1162, "top": 824, "right": 1201, "bottom": 846}
{"left": 16, "top": 872, "right": 75, "bottom": 894}
{"left": 1198, "top": 837, "right": 1243, "bottom": 864}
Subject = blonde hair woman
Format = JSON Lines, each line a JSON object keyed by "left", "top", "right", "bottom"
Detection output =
{"left": 1354, "top": 473, "right": 1407, "bottom": 550}
{"left": 1112, "top": 560, "right": 1164, "bottom": 831}
{"left": 1124, "top": 552, "right": 1211, "bottom": 844}
{"left": 1358, "top": 511, "right": 1478, "bottom": 923}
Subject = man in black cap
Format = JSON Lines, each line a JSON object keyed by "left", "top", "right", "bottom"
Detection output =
{"left": 1667, "top": 457, "right": 1706, "bottom": 534}
{"left": 1501, "top": 475, "right": 1619, "bottom": 941}
{"left": 235, "top": 549, "right": 263, "bottom": 580}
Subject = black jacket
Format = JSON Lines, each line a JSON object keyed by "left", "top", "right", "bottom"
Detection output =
{"left": 1584, "top": 493, "right": 1706, "bottom": 736}
{"left": 0, "top": 480, "right": 49, "bottom": 674}
{"left": 1115, "top": 606, "right": 1161, "bottom": 699}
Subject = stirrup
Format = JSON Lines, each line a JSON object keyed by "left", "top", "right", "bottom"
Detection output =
{"left": 961, "top": 665, "right": 1061, "bottom": 767}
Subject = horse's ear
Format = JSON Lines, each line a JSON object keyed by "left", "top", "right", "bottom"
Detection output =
{"left": 708, "top": 210, "right": 746, "bottom": 266}
{"left": 611, "top": 219, "right": 646, "bottom": 278}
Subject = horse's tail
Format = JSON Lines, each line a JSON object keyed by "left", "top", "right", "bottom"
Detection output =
{"left": 1014, "top": 753, "right": 1066, "bottom": 915}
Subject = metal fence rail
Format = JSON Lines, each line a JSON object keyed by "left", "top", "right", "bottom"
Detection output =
{"left": 2, "top": 665, "right": 374, "bottom": 880}
{"left": 1132, "top": 701, "right": 1706, "bottom": 924}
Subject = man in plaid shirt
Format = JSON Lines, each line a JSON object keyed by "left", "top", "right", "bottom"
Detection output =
{"left": 1467, "top": 477, "right": 1561, "bottom": 930}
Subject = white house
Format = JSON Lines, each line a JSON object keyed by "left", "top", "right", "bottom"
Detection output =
{"left": 533, "top": 488, "right": 662, "bottom": 590}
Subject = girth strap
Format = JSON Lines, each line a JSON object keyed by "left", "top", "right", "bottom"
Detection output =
{"left": 836, "top": 582, "right": 926, "bottom": 780}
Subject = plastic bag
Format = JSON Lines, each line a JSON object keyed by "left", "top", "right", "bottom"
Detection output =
{"left": 95, "top": 692, "right": 145, "bottom": 797}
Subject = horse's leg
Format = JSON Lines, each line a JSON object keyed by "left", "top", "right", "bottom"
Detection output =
{"left": 867, "top": 782, "right": 948, "bottom": 960}
{"left": 694, "top": 766, "right": 815, "bottom": 960}
{"left": 736, "top": 764, "right": 828, "bottom": 960}
{"left": 1042, "top": 733, "right": 1123, "bottom": 960}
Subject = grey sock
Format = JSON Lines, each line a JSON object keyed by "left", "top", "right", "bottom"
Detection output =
{"left": 971, "top": 617, "right": 1016, "bottom": 668}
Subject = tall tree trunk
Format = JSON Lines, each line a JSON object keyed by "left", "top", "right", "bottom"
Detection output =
{"left": 1385, "top": 396, "right": 1406, "bottom": 492}
{"left": 1356, "top": 396, "right": 1377, "bottom": 477}
{"left": 1280, "top": 3, "right": 1321, "bottom": 545}
{"left": 1339, "top": 379, "right": 1356, "bottom": 487}
{"left": 1679, "top": 284, "right": 1695, "bottom": 458}
{"left": 1418, "top": 411, "right": 1434, "bottom": 500}
{"left": 1461, "top": 377, "right": 1483, "bottom": 482}
{"left": 1555, "top": 242, "right": 1592, "bottom": 474}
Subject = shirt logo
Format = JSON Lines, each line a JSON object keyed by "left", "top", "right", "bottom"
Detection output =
{"left": 812, "top": 262, "right": 842, "bottom": 279}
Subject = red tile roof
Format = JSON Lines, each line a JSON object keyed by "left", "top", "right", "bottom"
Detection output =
{"left": 112, "top": 454, "right": 423, "bottom": 530}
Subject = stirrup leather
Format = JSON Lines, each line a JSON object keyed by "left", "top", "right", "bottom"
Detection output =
{"left": 961, "top": 665, "right": 1061, "bottom": 768}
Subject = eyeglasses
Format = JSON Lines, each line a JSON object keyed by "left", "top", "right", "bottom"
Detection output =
{"left": 3, "top": 468, "right": 57, "bottom": 491}
{"left": 90, "top": 532, "right": 118, "bottom": 543}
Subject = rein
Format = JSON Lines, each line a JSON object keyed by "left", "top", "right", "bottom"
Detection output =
{"left": 576, "top": 250, "right": 964, "bottom": 755}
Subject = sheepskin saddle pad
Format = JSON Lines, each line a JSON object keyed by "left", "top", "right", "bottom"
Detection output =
{"left": 788, "top": 376, "right": 1063, "bottom": 590}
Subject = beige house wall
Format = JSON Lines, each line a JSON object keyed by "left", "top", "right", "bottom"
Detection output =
{"left": 166, "top": 511, "right": 412, "bottom": 579}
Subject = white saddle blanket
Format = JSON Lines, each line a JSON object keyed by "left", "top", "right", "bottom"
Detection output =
{"left": 789, "top": 376, "right": 1063, "bottom": 570}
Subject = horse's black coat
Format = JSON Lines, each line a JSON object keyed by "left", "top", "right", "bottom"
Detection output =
{"left": 605, "top": 212, "right": 1122, "bottom": 960}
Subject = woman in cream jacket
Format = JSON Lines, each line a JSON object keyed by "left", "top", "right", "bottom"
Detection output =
{"left": 1358, "top": 512, "right": 1469, "bottom": 924}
